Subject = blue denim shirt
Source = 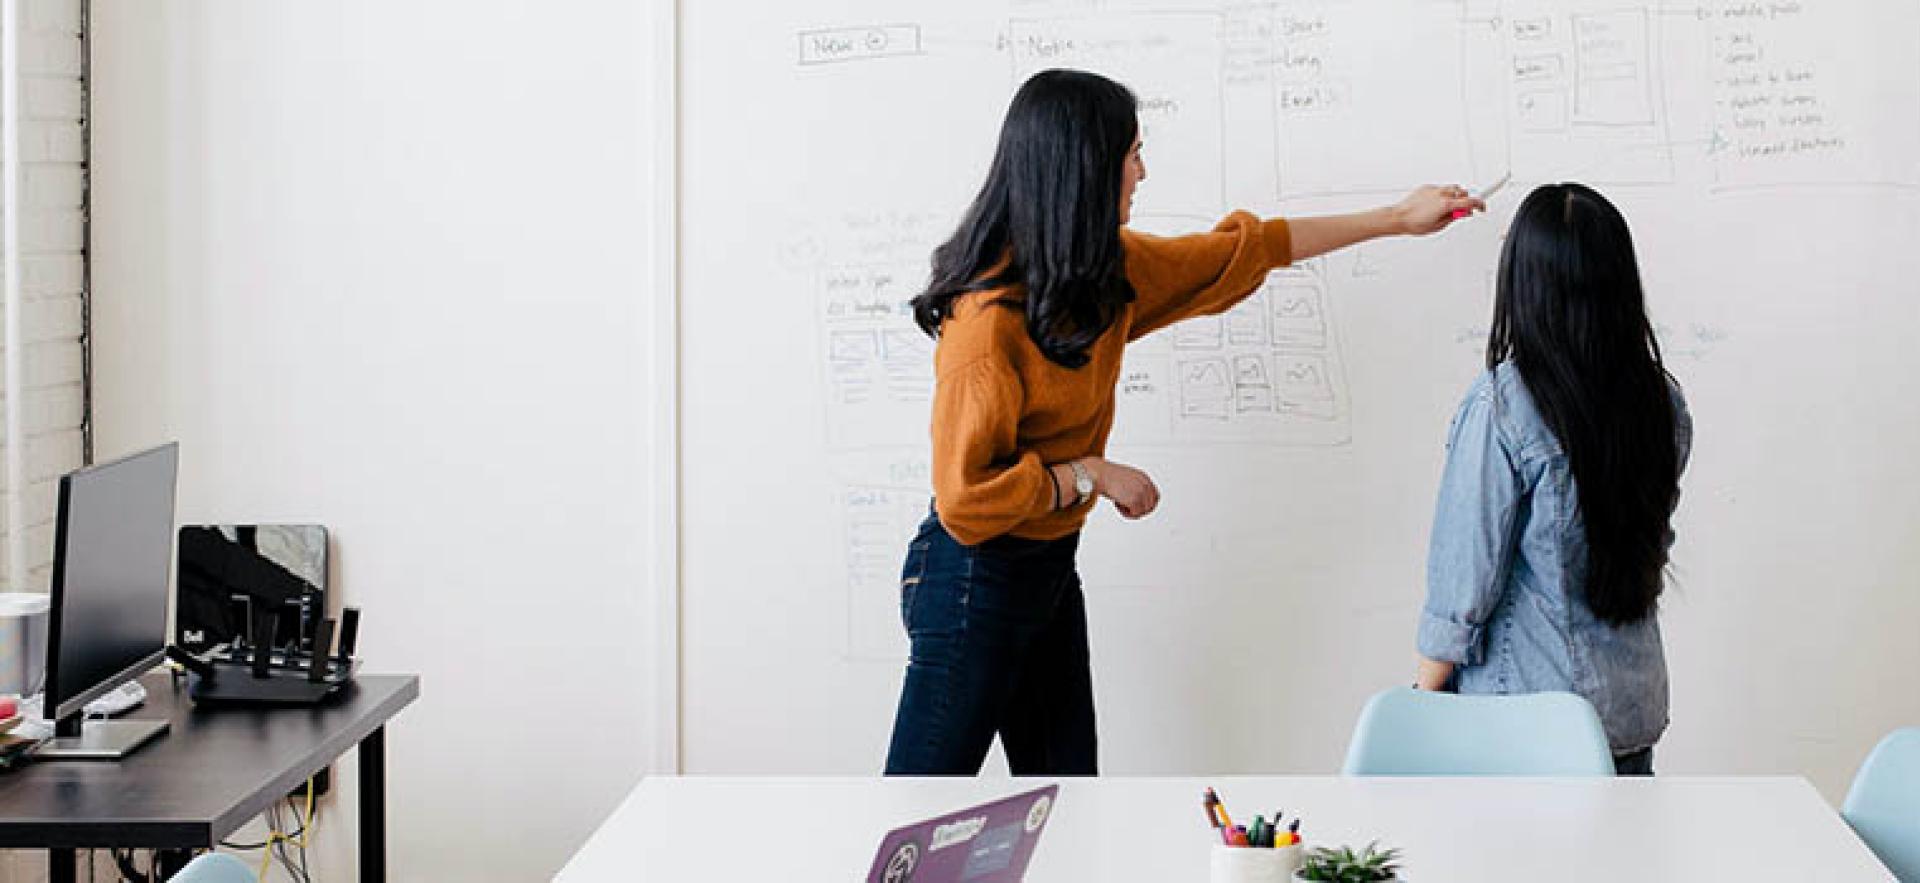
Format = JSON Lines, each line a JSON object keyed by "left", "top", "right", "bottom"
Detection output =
{"left": 1417, "top": 362, "right": 1692, "bottom": 754}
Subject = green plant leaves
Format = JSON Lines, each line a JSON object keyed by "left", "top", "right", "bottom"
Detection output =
{"left": 1296, "top": 842, "right": 1403, "bottom": 882}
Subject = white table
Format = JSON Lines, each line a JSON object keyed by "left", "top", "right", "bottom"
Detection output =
{"left": 556, "top": 776, "right": 1894, "bottom": 881}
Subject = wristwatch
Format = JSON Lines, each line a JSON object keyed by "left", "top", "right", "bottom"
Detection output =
{"left": 1068, "top": 460, "right": 1095, "bottom": 506}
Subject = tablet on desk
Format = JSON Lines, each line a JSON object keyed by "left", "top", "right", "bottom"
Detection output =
{"left": 865, "top": 784, "right": 1058, "bottom": 883}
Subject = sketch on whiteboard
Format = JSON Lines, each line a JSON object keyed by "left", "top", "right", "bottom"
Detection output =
{"left": 1497, "top": 2, "right": 1674, "bottom": 184}
{"left": 842, "top": 486, "right": 925, "bottom": 660}
{"left": 1702, "top": 3, "right": 1920, "bottom": 189}
{"left": 1270, "top": 274, "right": 1330, "bottom": 348}
{"left": 785, "top": 209, "right": 952, "bottom": 451}
{"left": 1656, "top": 322, "right": 1730, "bottom": 362}
{"left": 819, "top": 262, "right": 933, "bottom": 450}
{"left": 1230, "top": 354, "right": 1273, "bottom": 414}
{"left": 1173, "top": 315, "right": 1226, "bottom": 350}
{"left": 1225, "top": 301, "right": 1268, "bottom": 347}
{"left": 1572, "top": 10, "right": 1656, "bottom": 126}
{"left": 1275, "top": 351, "right": 1339, "bottom": 420}
{"left": 1118, "top": 259, "right": 1352, "bottom": 447}
{"left": 1177, "top": 358, "right": 1232, "bottom": 420}
{"left": 1266, "top": 3, "right": 1477, "bottom": 197}
{"left": 799, "top": 24, "right": 924, "bottom": 66}
{"left": 793, "top": 1, "right": 1918, "bottom": 198}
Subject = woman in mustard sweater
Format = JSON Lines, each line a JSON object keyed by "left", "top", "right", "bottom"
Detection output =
{"left": 883, "top": 69, "right": 1483, "bottom": 775}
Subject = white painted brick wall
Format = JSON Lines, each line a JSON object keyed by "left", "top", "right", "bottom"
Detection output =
{"left": 19, "top": 208, "right": 80, "bottom": 252}
{"left": 21, "top": 254, "right": 81, "bottom": 294}
{"left": 0, "top": 1, "right": 85, "bottom": 868}
{"left": 21, "top": 77, "right": 79, "bottom": 118}
{"left": 1, "top": 0, "right": 88, "bottom": 595}
{"left": 26, "top": 384, "right": 82, "bottom": 428}
{"left": 25, "top": 296, "right": 81, "bottom": 341}
{"left": 23, "top": 340, "right": 82, "bottom": 388}
{"left": 0, "top": 0, "right": 306, "bottom": 853}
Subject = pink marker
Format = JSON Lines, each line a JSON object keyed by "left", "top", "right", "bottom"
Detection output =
{"left": 1451, "top": 172, "right": 1511, "bottom": 219}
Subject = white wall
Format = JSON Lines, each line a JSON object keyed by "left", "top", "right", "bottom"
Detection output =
{"left": 88, "top": 2, "right": 667, "bottom": 879}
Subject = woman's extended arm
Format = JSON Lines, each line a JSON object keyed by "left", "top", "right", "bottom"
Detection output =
{"left": 1288, "top": 185, "right": 1483, "bottom": 263}
{"left": 1127, "top": 186, "right": 1484, "bottom": 339}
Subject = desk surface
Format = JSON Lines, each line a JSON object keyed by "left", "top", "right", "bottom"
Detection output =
{"left": 0, "top": 672, "right": 418, "bottom": 849}
{"left": 558, "top": 776, "right": 1893, "bottom": 882}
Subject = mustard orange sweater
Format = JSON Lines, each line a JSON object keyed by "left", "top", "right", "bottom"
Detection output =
{"left": 930, "top": 212, "right": 1293, "bottom": 545}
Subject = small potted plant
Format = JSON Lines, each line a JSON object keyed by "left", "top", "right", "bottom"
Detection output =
{"left": 1293, "top": 842, "right": 1403, "bottom": 882}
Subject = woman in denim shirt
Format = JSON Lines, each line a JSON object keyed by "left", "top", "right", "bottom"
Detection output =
{"left": 1415, "top": 183, "right": 1691, "bottom": 775}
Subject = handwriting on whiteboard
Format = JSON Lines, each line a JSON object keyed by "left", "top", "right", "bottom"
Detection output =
{"left": 799, "top": 25, "right": 924, "bottom": 65}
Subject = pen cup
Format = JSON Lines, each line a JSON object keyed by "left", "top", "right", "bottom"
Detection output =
{"left": 1209, "top": 843, "right": 1302, "bottom": 883}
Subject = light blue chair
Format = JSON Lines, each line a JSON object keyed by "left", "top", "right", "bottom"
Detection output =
{"left": 1342, "top": 687, "right": 1615, "bottom": 776}
{"left": 1843, "top": 728, "right": 1920, "bottom": 882}
{"left": 167, "top": 852, "right": 256, "bottom": 883}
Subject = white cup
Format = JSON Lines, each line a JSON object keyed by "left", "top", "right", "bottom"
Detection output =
{"left": 1210, "top": 843, "right": 1302, "bottom": 883}
{"left": 0, "top": 592, "right": 49, "bottom": 698}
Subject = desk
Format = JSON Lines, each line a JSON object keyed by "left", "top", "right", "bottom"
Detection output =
{"left": 0, "top": 672, "right": 419, "bottom": 883}
{"left": 558, "top": 776, "right": 1894, "bottom": 881}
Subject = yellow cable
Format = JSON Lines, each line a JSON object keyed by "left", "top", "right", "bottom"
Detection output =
{"left": 293, "top": 775, "right": 317, "bottom": 848}
{"left": 255, "top": 776, "right": 316, "bottom": 879}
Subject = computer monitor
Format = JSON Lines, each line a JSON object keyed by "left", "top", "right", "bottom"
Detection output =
{"left": 40, "top": 443, "right": 180, "bottom": 760}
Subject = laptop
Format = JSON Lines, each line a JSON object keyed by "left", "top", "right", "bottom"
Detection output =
{"left": 865, "top": 784, "right": 1059, "bottom": 883}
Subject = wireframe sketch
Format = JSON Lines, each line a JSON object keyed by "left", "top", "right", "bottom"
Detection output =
{"left": 1117, "top": 259, "right": 1352, "bottom": 447}
{"left": 819, "top": 262, "right": 933, "bottom": 450}
{"left": 1497, "top": 1, "right": 1674, "bottom": 185}
{"left": 842, "top": 486, "right": 925, "bottom": 660}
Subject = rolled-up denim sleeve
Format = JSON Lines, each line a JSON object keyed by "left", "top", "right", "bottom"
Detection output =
{"left": 1418, "top": 381, "right": 1523, "bottom": 665}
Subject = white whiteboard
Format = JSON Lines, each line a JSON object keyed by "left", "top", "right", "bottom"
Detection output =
{"left": 680, "top": 0, "right": 1920, "bottom": 798}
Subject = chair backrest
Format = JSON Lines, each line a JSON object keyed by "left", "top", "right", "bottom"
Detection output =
{"left": 167, "top": 852, "right": 256, "bottom": 883}
{"left": 1342, "top": 687, "right": 1616, "bottom": 776}
{"left": 1843, "top": 728, "right": 1920, "bottom": 882}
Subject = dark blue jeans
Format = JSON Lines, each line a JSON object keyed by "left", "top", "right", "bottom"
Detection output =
{"left": 1614, "top": 747, "right": 1654, "bottom": 776}
{"left": 884, "top": 510, "right": 1097, "bottom": 776}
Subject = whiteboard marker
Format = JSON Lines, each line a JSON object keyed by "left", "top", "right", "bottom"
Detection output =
{"left": 1452, "top": 172, "right": 1512, "bottom": 219}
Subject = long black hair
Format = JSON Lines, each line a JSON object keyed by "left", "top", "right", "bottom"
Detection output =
{"left": 910, "top": 69, "right": 1138, "bottom": 368}
{"left": 1488, "top": 183, "right": 1678, "bottom": 626}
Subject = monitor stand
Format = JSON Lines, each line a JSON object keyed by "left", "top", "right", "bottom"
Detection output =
{"left": 37, "top": 717, "right": 170, "bottom": 761}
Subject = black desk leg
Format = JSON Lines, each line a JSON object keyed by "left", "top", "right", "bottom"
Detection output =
{"left": 360, "top": 725, "right": 388, "bottom": 883}
{"left": 49, "top": 847, "right": 75, "bottom": 883}
{"left": 157, "top": 849, "right": 192, "bottom": 877}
